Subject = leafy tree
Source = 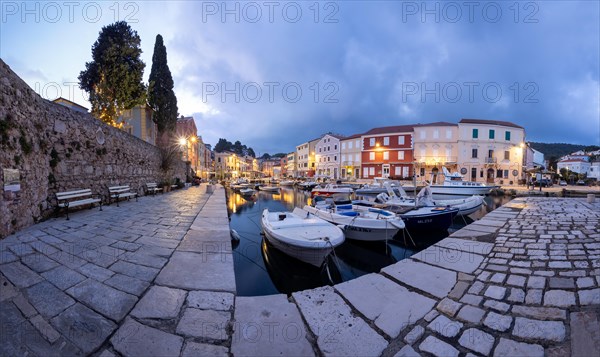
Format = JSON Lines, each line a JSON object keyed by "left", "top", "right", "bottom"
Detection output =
{"left": 214, "top": 138, "right": 231, "bottom": 152}
{"left": 148, "top": 34, "right": 178, "bottom": 146}
{"left": 260, "top": 153, "right": 271, "bottom": 160}
{"left": 247, "top": 148, "right": 256, "bottom": 157}
{"left": 79, "top": 21, "right": 146, "bottom": 127}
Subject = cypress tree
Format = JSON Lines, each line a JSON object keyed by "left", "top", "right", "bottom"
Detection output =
{"left": 148, "top": 34, "right": 178, "bottom": 147}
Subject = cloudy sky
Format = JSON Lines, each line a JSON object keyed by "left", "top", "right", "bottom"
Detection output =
{"left": 2, "top": 1, "right": 598, "bottom": 154}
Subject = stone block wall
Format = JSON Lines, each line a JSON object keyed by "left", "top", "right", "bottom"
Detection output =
{"left": 0, "top": 60, "right": 186, "bottom": 238}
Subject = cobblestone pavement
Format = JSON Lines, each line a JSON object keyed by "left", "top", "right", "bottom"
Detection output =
{"left": 1, "top": 190, "right": 599, "bottom": 356}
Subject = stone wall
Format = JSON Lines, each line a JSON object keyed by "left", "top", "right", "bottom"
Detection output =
{"left": 0, "top": 60, "right": 186, "bottom": 238}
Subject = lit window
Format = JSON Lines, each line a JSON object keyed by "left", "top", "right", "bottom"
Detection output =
{"left": 398, "top": 151, "right": 404, "bottom": 160}
{"left": 383, "top": 151, "right": 389, "bottom": 160}
{"left": 369, "top": 152, "right": 375, "bottom": 160}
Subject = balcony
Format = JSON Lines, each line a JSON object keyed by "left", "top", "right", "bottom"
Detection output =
{"left": 485, "top": 157, "right": 497, "bottom": 164}
{"left": 415, "top": 156, "right": 457, "bottom": 165}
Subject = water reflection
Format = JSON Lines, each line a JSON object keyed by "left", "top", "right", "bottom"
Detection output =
{"left": 228, "top": 187, "right": 508, "bottom": 296}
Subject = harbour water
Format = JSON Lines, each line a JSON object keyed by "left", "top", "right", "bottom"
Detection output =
{"left": 228, "top": 186, "right": 509, "bottom": 296}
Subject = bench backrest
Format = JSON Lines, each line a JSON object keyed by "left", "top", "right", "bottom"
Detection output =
{"left": 57, "top": 189, "right": 93, "bottom": 201}
{"left": 147, "top": 183, "right": 158, "bottom": 188}
{"left": 109, "top": 185, "right": 131, "bottom": 192}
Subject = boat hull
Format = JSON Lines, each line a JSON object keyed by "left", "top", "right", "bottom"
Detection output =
{"left": 429, "top": 185, "right": 494, "bottom": 195}
{"left": 262, "top": 230, "right": 334, "bottom": 267}
{"left": 302, "top": 206, "right": 402, "bottom": 242}
{"left": 398, "top": 208, "right": 458, "bottom": 234}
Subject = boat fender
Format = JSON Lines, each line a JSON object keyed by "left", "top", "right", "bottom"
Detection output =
{"left": 230, "top": 229, "right": 241, "bottom": 242}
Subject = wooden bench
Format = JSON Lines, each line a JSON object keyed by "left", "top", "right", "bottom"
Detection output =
{"left": 108, "top": 185, "right": 138, "bottom": 207}
{"left": 146, "top": 182, "right": 163, "bottom": 195}
{"left": 56, "top": 189, "right": 102, "bottom": 220}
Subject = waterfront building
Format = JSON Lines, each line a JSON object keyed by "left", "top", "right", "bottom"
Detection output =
{"left": 52, "top": 97, "right": 88, "bottom": 114}
{"left": 315, "top": 133, "right": 345, "bottom": 179}
{"left": 296, "top": 136, "right": 322, "bottom": 178}
{"left": 286, "top": 152, "right": 297, "bottom": 178}
{"left": 175, "top": 116, "right": 199, "bottom": 171}
{"left": 118, "top": 105, "right": 158, "bottom": 146}
{"left": 457, "top": 119, "right": 525, "bottom": 184}
{"left": 361, "top": 125, "right": 414, "bottom": 180}
{"left": 557, "top": 158, "right": 591, "bottom": 175}
{"left": 588, "top": 161, "right": 600, "bottom": 180}
{"left": 340, "top": 134, "right": 363, "bottom": 180}
{"left": 261, "top": 158, "right": 282, "bottom": 178}
{"left": 215, "top": 151, "right": 256, "bottom": 179}
{"left": 413, "top": 122, "right": 458, "bottom": 183}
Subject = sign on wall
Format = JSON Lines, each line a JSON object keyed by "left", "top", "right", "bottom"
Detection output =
{"left": 3, "top": 169, "right": 20, "bottom": 192}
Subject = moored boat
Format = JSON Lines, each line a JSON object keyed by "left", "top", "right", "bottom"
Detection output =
{"left": 259, "top": 186, "right": 280, "bottom": 193}
{"left": 261, "top": 207, "right": 345, "bottom": 267}
{"left": 301, "top": 202, "right": 405, "bottom": 242}
{"left": 311, "top": 183, "right": 354, "bottom": 197}
{"left": 239, "top": 188, "right": 255, "bottom": 196}
{"left": 429, "top": 167, "right": 497, "bottom": 195}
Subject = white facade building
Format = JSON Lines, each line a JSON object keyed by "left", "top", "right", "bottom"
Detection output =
{"left": 557, "top": 158, "right": 591, "bottom": 175}
{"left": 340, "top": 134, "right": 363, "bottom": 179}
{"left": 457, "top": 119, "right": 526, "bottom": 184}
{"left": 315, "top": 133, "right": 344, "bottom": 179}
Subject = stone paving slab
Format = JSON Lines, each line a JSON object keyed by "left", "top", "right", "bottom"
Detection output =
{"left": 231, "top": 294, "right": 314, "bottom": 356}
{"left": 67, "top": 278, "right": 137, "bottom": 321}
{"left": 335, "top": 273, "right": 435, "bottom": 338}
{"left": 111, "top": 317, "right": 184, "bottom": 356}
{"left": 293, "top": 286, "right": 388, "bottom": 356}
{"left": 411, "top": 245, "right": 485, "bottom": 274}
{"left": 382, "top": 259, "right": 457, "bottom": 298}
{"left": 156, "top": 251, "right": 236, "bottom": 292}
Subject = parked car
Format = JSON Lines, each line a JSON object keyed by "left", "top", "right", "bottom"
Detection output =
{"left": 576, "top": 180, "right": 585, "bottom": 186}
{"left": 533, "top": 179, "right": 553, "bottom": 187}
{"left": 559, "top": 180, "right": 567, "bottom": 186}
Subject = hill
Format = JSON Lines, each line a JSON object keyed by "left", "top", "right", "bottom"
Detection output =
{"left": 529, "top": 142, "right": 586, "bottom": 160}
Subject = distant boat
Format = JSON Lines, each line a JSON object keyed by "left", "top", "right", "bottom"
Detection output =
{"left": 261, "top": 208, "right": 345, "bottom": 267}
{"left": 374, "top": 183, "right": 485, "bottom": 217}
{"left": 429, "top": 167, "right": 497, "bottom": 195}
{"left": 298, "top": 181, "right": 318, "bottom": 190}
{"left": 239, "top": 188, "right": 255, "bottom": 196}
{"left": 301, "top": 202, "right": 405, "bottom": 242}
{"left": 355, "top": 177, "right": 403, "bottom": 195}
{"left": 259, "top": 186, "right": 280, "bottom": 193}
{"left": 311, "top": 183, "right": 354, "bottom": 197}
{"left": 279, "top": 180, "right": 296, "bottom": 186}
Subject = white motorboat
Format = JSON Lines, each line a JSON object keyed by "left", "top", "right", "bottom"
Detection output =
{"left": 429, "top": 167, "right": 497, "bottom": 195}
{"left": 259, "top": 186, "right": 280, "bottom": 193}
{"left": 239, "top": 188, "right": 255, "bottom": 196}
{"left": 355, "top": 177, "right": 403, "bottom": 195}
{"left": 298, "top": 181, "right": 318, "bottom": 190}
{"left": 261, "top": 208, "right": 345, "bottom": 267}
{"left": 311, "top": 183, "right": 354, "bottom": 197}
{"left": 279, "top": 180, "right": 296, "bottom": 186}
{"left": 301, "top": 202, "right": 405, "bottom": 242}
{"left": 375, "top": 183, "right": 485, "bottom": 217}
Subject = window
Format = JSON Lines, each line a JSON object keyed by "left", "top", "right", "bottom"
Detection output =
{"left": 488, "top": 150, "right": 494, "bottom": 158}
{"left": 327, "top": 157, "right": 330, "bottom": 162}
{"left": 398, "top": 151, "right": 405, "bottom": 160}
{"left": 319, "top": 148, "right": 321, "bottom": 152}
{"left": 420, "top": 168, "right": 425, "bottom": 176}
{"left": 334, "top": 145, "right": 337, "bottom": 150}
{"left": 472, "top": 129, "right": 478, "bottom": 139}
{"left": 471, "top": 168, "right": 477, "bottom": 180}
{"left": 363, "top": 167, "right": 369, "bottom": 177}
{"left": 503, "top": 170, "right": 509, "bottom": 178}
{"left": 505, "top": 131, "right": 511, "bottom": 141}
{"left": 341, "top": 142, "right": 346, "bottom": 149}
{"left": 446, "top": 129, "right": 452, "bottom": 139}
{"left": 369, "top": 138, "right": 375, "bottom": 146}
{"left": 395, "top": 167, "right": 401, "bottom": 175}
{"left": 369, "top": 152, "right": 375, "bottom": 160}
{"left": 398, "top": 136, "right": 405, "bottom": 145}
{"left": 348, "top": 141, "right": 353, "bottom": 149}
{"left": 383, "top": 151, "right": 389, "bottom": 160}
{"left": 433, "top": 129, "right": 439, "bottom": 139}
{"left": 334, "top": 156, "right": 337, "bottom": 161}
{"left": 497, "top": 169, "right": 502, "bottom": 177}
{"left": 504, "top": 151, "right": 510, "bottom": 160}
{"left": 369, "top": 167, "right": 375, "bottom": 175}
{"left": 480, "top": 170, "right": 484, "bottom": 178}
{"left": 489, "top": 130, "right": 495, "bottom": 139}
{"left": 472, "top": 149, "right": 478, "bottom": 158}
{"left": 383, "top": 137, "right": 389, "bottom": 145}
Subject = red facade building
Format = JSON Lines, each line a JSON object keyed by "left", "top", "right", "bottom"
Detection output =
{"left": 361, "top": 125, "right": 414, "bottom": 179}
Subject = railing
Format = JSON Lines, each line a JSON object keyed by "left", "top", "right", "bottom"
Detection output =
{"left": 485, "top": 157, "right": 497, "bottom": 164}
{"left": 414, "top": 156, "right": 458, "bottom": 164}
